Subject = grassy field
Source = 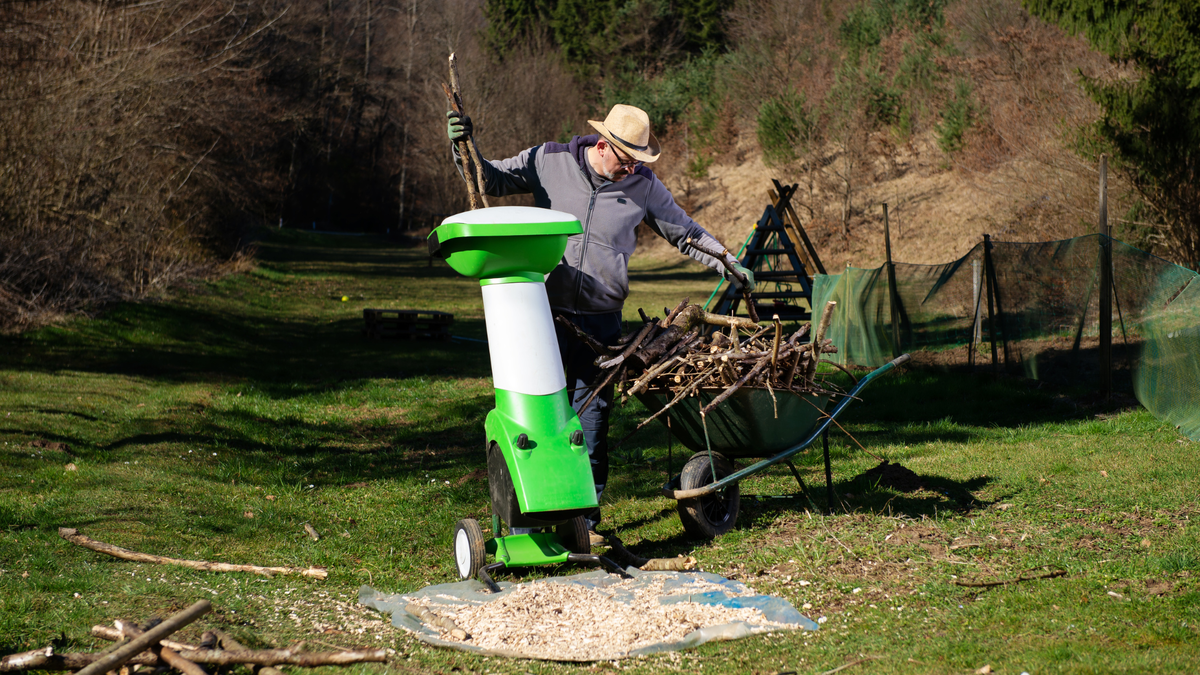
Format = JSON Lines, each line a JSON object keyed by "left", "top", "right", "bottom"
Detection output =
{"left": 2, "top": 229, "right": 1198, "bottom": 674}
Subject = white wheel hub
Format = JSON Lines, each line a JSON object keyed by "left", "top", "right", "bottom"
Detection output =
{"left": 455, "top": 528, "right": 472, "bottom": 578}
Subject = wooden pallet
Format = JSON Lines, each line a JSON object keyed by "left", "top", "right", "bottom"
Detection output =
{"left": 363, "top": 309, "right": 454, "bottom": 340}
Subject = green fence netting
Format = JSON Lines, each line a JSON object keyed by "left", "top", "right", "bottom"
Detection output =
{"left": 811, "top": 234, "right": 1200, "bottom": 440}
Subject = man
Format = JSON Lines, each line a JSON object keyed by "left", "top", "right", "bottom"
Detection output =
{"left": 447, "top": 104, "right": 754, "bottom": 542}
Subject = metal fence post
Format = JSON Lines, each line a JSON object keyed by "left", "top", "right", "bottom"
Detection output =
{"left": 983, "top": 234, "right": 999, "bottom": 376}
{"left": 1098, "top": 154, "right": 1112, "bottom": 400}
{"left": 884, "top": 203, "right": 901, "bottom": 359}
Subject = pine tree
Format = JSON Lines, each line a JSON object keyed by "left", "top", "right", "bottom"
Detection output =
{"left": 1024, "top": 0, "right": 1200, "bottom": 264}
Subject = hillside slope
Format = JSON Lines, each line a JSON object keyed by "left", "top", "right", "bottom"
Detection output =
{"left": 652, "top": 129, "right": 1106, "bottom": 271}
{"left": 642, "top": 5, "right": 1126, "bottom": 271}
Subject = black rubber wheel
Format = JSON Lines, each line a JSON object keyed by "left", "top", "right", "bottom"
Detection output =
{"left": 677, "top": 452, "right": 740, "bottom": 538}
{"left": 452, "top": 518, "right": 487, "bottom": 580}
{"left": 555, "top": 515, "right": 592, "bottom": 555}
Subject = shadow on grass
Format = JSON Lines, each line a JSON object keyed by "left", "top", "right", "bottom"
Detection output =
{"left": 833, "top": 366, "right": 1108, "bottom": 430}
{"left": 617, "top": 531, "right": 721, "bottom": 562}
{"left": 1, "top": 304, "right": 489, "bottom": 388}
{"left": 17, "top": 386, "right": 492, "bottom": 476}
{"left": 732, "top": 464, "right": 993, "bottom": 525}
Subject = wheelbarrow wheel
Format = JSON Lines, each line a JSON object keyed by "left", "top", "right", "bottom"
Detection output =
{"left": 555, "top": 515, "right": 591, "bottom": 555}
{"left": 677, "top": 452, "right": 740, "bottom": 538}
{"left": 452, "top": 518, "right": 486, "bottom": 580}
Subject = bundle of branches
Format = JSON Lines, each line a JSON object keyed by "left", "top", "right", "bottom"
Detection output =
{"left": 0, "top": 600, "right": 387, "bottom": 674}
{"left": 558, "top": 300, "right": 844, "bottom": 434}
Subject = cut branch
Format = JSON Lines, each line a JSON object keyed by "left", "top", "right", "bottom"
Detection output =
{"left": 1, "top": 648, "right": 159, "bottom": 673}
{"left": 596, "top": 319, "right": 658, "bottom": 369}
{"left": 807, "top": 301, "right": 837, "bottom": 382}
{"left": 686, "top": 237, "right": 759, "bottom": 322}
{"left": 80, "top": 631, "right": 386, "bottom": 669}
{"left": 90, "top": 626, "right": 194, "bottom": 653}
{"left": 405, "top": 603, "right": 469, "bottom": 640}
{"left": 2, "top": 647, "right": 384, "bottom": 672}
{"left": 58, "top": 528, "right": 327, "bottom": 579}
{"left": 699, "top": 349, "right": 782, "bottom": 418}
{"left": 605, "top": 534, "right": 697, "bottom": 571}
{"left": 74, "top": 600, "right": 211, "bottom": 675}
{"left": 170, "top": 648, "right": 387, "bottom": 667}
{"left": 211, "top": 630, "right": 287, "bottom": 675}
{"left": 449, "top": 52, "right": 489, "bottom": 209}
{"left": 118, "top": 621, "right": 207, "bottom": 675}
{"left": 555, "top": 315, "right": 616, "bottom": 356}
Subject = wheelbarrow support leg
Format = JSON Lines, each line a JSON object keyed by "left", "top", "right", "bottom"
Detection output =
{"left": 784, "top": 460, "right": 823, "bottom": 514}
{"left": 823, "top": 429, "right": 834, "bottom": 511}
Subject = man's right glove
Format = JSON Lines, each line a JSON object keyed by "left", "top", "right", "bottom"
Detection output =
{"left": 728, "top": 262, "right": 756, "bottom": 293}
{"left": 447, "top": 110, "right": 473, "bottom": 143}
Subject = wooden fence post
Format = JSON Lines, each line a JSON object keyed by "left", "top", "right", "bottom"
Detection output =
{"left": 969, "top": 258, "right": 982, "bottom": 369}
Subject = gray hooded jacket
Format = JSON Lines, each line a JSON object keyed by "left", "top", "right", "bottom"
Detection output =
{"left": 455, "top": 134, "right": 736, "bottom": 315}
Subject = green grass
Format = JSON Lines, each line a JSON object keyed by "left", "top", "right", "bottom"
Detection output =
{"left": 2, "top": 229, "right": 1198, "bottom": 673}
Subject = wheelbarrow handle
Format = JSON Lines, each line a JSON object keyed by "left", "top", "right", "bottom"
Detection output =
{"left": 661, "top": 354, "right": 911, "bottom": 500}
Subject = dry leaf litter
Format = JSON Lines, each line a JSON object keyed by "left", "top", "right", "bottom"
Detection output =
{"left": 408, "top": 576, "right": 801, "bottom": 661}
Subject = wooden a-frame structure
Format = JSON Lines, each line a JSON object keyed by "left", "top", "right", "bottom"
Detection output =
{"left": 712, "top": 180, "right": 827, "bottom": 322}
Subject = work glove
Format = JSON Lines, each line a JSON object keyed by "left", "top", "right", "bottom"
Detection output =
{"left": 447, "top": 110, "right": 473, "bottom": 143}
{"left": 727, "top": 262, "right": 756, "bottom": 293}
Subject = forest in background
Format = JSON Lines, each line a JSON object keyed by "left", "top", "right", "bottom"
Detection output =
{"left": 1, "top": 0, "right": 1196, "bottom": 330}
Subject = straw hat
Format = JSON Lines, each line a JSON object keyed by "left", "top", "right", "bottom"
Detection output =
{"left": 588, "top": 104, "right": 661, "bottom": 163}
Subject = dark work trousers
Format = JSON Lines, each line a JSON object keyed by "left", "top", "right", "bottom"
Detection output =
{"left": 554, "top": 309, "right": 623, "bottom": 529}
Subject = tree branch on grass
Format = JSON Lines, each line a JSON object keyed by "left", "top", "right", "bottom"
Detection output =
{"left": 84, "top": 628, "right": 387, "bottom": 668}
{"left": 58, "top": 527, "right": 328, "bottom": 579}
{"left": 818, "top": 656, "right": 877, "bottom": 675}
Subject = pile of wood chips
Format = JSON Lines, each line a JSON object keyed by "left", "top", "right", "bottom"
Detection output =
{"left": 419, "top": 576, "right": 800, "bottom": 661}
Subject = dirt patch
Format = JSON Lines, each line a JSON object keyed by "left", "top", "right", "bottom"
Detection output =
{"left": 884, "top": 524, "right": 948, "bottom": 547}
{"left": 30, "top": 439, "right": 72, "bottom": 454}
{"left": 1108, "top": 577, "right": 1190, "bottom": 599}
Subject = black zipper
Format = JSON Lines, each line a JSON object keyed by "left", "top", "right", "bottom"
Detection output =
{"left": 573, "top": 158, "right": 610, "bottom": 310}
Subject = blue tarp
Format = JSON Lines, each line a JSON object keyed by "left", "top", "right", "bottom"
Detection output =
{"left": 360, "top": 567, "right": 816, "bottom": 661}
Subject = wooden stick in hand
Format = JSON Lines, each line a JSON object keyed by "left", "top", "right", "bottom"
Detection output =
{"left": 686, "top": 237, "right": 759, "bottom": 322}
{"left": 448, "top": 53, "right": 489, "bottom": 209}
{"left": 441, "top": 82, "right": 478, "bottom": 210}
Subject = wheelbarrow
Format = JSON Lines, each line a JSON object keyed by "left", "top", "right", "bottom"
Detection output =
{"left": 636, "top": 353, "right": 910, "bottom": 538}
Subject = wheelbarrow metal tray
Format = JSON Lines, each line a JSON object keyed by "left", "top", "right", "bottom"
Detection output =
{"left": 635, "top": 388, "right": 830, "bottom": 458}
{"left": 646, "top": 354, "right": 911, "bottom": 504}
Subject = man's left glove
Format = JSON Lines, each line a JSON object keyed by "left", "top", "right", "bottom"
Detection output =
{"left": 447, "top": 110, "right": 473, "bottom": 143}
{"left": 728, "top": 262, "right": 756, "bottom": 293}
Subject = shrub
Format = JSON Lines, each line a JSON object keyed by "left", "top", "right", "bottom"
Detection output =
{"left": 839, "top": 3, "right": 886, "bottom": 64}
{"left": 603, "top": 52, "right": 719, "bottom": 131}
{"left": 936, "top": 79, "right": 977, "bottom": 153}
{"left": 756, "top": 91, "right": 816, "bottom": 167}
